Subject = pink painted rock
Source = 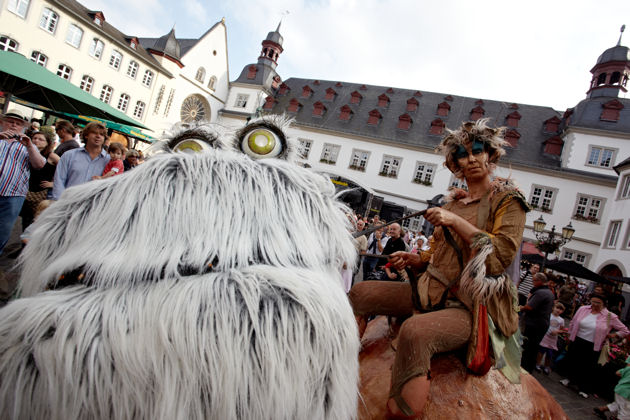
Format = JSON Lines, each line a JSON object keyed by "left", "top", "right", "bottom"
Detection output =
{"left": 358, "top": 316, "right": 568, "bottom": 420}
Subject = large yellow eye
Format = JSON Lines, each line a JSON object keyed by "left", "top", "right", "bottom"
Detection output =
{"left": 173, "top": 139, "right": 211, "bottom": 154}
{"left": 241, "top": 128, "right": 283, "bottom": 159}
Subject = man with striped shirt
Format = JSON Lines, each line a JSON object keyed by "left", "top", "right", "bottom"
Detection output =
{"left": 0, "top": 110, "right": 45, "bottom": 252}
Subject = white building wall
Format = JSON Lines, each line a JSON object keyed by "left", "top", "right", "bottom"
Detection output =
{"left": 220, "top": 113, "right": 621, "bottom": 270}
{"left": 562, "top": 130, "right": 630, "bottom": 175}
{"left": 592, "top": 164, "right": 630, "bottom": 277}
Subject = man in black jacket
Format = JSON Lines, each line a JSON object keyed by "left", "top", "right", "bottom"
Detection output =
{"left": 520, "top": 273, "right": 554, "bottom": 373}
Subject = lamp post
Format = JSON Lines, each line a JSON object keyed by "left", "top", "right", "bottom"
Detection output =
{"left": 533, "top": 216, "right": 575, "bottom": 271}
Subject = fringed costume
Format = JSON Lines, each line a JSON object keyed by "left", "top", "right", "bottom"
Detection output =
{"left": 0, "top": 117, "right": 360, "bottom": 420}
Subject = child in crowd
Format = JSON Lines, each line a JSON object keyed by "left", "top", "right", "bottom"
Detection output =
{"left": 535, "top": 302, "right": 566, "bottom": 375}
{"left": 93, "top": 142, "right": 125, "bottom": 180}
{"left": 594, "top": 355, "right": 630, "bottom": 419}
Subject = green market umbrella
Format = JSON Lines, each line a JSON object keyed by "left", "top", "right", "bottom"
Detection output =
{"left": 10, "top": 98, "right": 156, "bottom": 143}
{"left": 0, "top": 50, "right": 147, "bottom": 128}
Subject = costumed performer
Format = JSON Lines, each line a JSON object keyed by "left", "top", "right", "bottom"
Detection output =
{"left": 349, "top": 118, "right": 529, "bottom": 419}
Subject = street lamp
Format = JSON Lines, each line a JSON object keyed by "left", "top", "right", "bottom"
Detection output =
{"left": 533, "top": 216, "right": 575, "bottom": 270}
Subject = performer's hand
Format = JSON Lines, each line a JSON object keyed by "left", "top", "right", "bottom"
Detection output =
{"left": 424, "top": 207, "right": 459, "bottom": 227}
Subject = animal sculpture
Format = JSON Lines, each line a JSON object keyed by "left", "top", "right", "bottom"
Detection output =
{"left": 0, "top": 117, "right": 360, "bottom": 420}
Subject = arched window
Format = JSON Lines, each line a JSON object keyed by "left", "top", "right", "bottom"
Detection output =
{"left": 88, "top": 38, "right": 104, "bottom": 59}
{"left": 39, "top": 8, "right": 58, "bottom": 33}
{"left": 207, "top": 75, "right": 217, "bottom": 90}
{"left": 109, "top": 50, "right": 122, "bottom": 69}
{"left": 180, "top": 94, "right": 211, "bottom": 123}
{"left": 133, "top": 101, "right": 145, "bottom": 119}
{"left": 0, "top": 36, "right": 18, "bottom": 52}
{"left": 610, "top": 72, "right": 621, "bottom": 85}
{"left": 142, "top": 70, "right": 154, "bottom": 87}
{"left": 597, "top": 73, "right": 607, "bottom": 86}
{"left": 56, "top": 64, "right": 72, "bottom": 80}
{"left": 195, "top": 67, "right": 206, "bottom": 83}
{"left": 117, "top": 93, "right": 130, "bottom": 112}
{"left": 30, "top": 51, "right": 47, "bottom": 66}
{"left": 100, "top": 85, "right": 113, "bottom": 104}
{"left": 126, "top": 61, "right": 138, "bottom": 79}
{"left": 65, "top": 24, "right": 83, "bottom": 48}
{"left": 80, "top": 75, "right": 94, "bottom": 93}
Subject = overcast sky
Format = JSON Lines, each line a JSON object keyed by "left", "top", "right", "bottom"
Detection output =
{"left": 81, "top": 0, "right": 629, "bottom": 111}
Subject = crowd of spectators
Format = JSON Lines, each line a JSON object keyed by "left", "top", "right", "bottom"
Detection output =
{"left": 516, "top": 259, "right": 630, "bottom": 411}
{"left": 0, "top": 109, "right": 144, "bottom": 256}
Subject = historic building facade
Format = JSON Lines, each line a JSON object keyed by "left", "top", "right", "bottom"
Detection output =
{"left": 219, "top": 26, "right": 630, "bottom": 280}
{"left": 0, "top": 0, "right": 229, "bottom": 135}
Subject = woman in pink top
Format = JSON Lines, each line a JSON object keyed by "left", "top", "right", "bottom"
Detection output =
{"left": 560, "top": 294, "right": 630, "bottom": 398}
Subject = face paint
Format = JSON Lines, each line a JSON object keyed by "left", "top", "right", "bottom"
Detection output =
{"left": 454, "top": 140, "right": 485, "bottom": 160}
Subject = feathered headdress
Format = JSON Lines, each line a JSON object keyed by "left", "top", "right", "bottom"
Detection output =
{"left": 436, "top": 118, "right": 509, "bottom": 179}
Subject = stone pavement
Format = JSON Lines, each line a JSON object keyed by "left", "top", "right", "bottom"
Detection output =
{"left": 531, "top": 368, "right": 608, "bottom": 419}
{"left": 0, "top": 223, "right": 617, "bottom": 418}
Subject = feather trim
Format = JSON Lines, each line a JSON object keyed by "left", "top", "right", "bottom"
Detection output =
{"left": 458, "top": 232, "right": 512, "bottom": 304}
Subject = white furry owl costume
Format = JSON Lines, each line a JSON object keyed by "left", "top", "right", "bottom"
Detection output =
{"left": 0, "top": 117, "right": 360, "bottom": 419}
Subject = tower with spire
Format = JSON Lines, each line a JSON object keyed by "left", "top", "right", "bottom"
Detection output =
{"left": 223, "top": 23, "right": 285, "bottom": 116}
{"left": 586, "top": 25, "right": 629, "bottom": 99}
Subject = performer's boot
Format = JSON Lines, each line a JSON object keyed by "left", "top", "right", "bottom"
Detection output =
{"left": 386, "top": 375, "right": 430, "bottom": 420}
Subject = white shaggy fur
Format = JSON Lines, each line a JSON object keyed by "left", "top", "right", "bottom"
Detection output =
{"left": 1, "top": 142, "right": 360, "bottom": 419}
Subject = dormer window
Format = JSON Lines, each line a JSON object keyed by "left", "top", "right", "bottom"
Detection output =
{"left": 444, "top": 95, "right": 453, "bottom": 101}
{"left": 263, "top": 95, "right": 277, "bottom": 110}
{"left": 90, "top": 11, "right": 105, "bottom": 26}
{"left": 350, "top": 91, "right": 362, "bottom": 104}
{"left": 475, "top": 99, "right": 484, "bottom": 105}
{"left": 506, "top": 111, "right": 521, "bottom": 128}
{"left": 247, "top": 65, "right": 257, "bottom": 80}
{"left": 544, "top": 116, "right": 561, "bottom": 132}
{"left": 339, "top": 105, "right": 353, "bottom": 121}
{"left": 301, "top": 85, "right": 313, "bottom": 98}
{"left": 312, "top": 101, "right": 327, "bottom": 116}
{"left": 470, "top": 106, "right": 485, "bottom": 121}
{"left": 277, "top": 83, "right": 290, "bottom": 95}
{"left": 386, "top": 88, "right": 394, "bottom": 94}
{"left": 94, "top": 17, "right": 101, "bottom": 25}
{"left": 128, "top": 37, "right": 139, "bottom": 49}
{"left": 600, "top": 99, "right": 624, "bottom": 122}
{"left": 504, "top": 129, "right": 521, "bottom": 147}
{"left": 437, "top": 102, "right": 450, "bottom": 117}
{"left": 414, "top": 91, "right": 422, "bottom": 97}
{"left": 377, "top": 94, "right": 389, "bottom": 108}
{"left": 335, "top": 82, "right": 343, "bottom": 87}
{"left": 271, "top": 76, "right": 280, "bottom": 90}
{"left": 406, "top": 97, "right": 419, "bottom": 112}
{"left": 397, "top": 114, "right": 412, "bottom": 130}
{"left": 288, "top": 98, "right": 302, "bottom": 113}
{"left": 313, "top": 80, "right": 320, "bottom": 85}
{"left": 324, "top": 88, "right": 337, "bottom": 101}
{"left": 367, "top": 109, "right": 382, "bottom": 125}
{"left": 430, "top": 118, "right": 445, "bottom": 135}
{"left": 360, "top": 84, "right": 367, "bottom": 90}
{"left": 510, "top": 103, "right": 519, "bottom": 109}
{"left": 544, "top": 136, "right": 563, "bottom": 155}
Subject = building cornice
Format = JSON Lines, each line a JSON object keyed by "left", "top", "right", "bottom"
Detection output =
{"left": 564, "top": 125, "right": 630, "bottom": 141}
